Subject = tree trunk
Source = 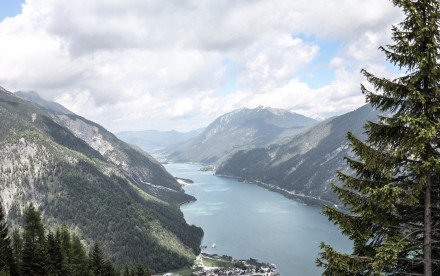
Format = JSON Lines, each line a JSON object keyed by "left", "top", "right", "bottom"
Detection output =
{"left": 424, "top": 173, "right": 432, "bottom": 276}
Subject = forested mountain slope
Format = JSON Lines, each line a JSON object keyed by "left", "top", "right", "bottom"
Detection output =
{"left": 0, "top": 87, "right": 203, "bottom": 272}
{"left": 216, "top": 104, "right": 379, "bottom": 205}
{"left": 166, "top": 106, "right": 317, "bottom": 165}
{"left": 16, "top": 90, "right": 192, "bottom": 204}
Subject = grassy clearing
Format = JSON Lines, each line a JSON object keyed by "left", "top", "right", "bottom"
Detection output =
{"left": 168, "top": 267, "right": 199, "bottom": 276}
{"left": 202, "top": 258, "right": 234, "bottom": 268}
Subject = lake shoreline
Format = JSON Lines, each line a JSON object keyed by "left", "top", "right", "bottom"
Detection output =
{"left": 214, "top": 173, "right": 336, "bottom": 208}
{"left": 166, "top": 163, "right": 352, "bottom": 275}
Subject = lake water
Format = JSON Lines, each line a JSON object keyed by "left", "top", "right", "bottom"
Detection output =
{"left": 165, "top": 163, "right": 352, "bottom": 276}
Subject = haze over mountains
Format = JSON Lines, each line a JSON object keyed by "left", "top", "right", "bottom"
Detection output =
{"left": 165, "top": 106, "right": 318, "bottom": 165}
{"left": 15, "top": 91, "right": 75, "bottom": 115}
{"left": 1, "top": 88, "right": 202, "bottom": 272}
{"left": 116, "top": 128, "right": 204, "bottom": 156}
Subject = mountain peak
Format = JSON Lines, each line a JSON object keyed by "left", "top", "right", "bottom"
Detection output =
{"left": 15, "top": 90, "right": 40, "bottom": 99}
{"left": 216, "top": 104, "right": 379, "bottom": 205}
{"left": 15, "top": 90, "right": 74, "bottom": 115}
{"left": 0, "top": 86, "right": 14, "bottom": 95}
{"left": 254, "top": 105, "right": 290, "bottom": 116}
{"left": 166, "top": 105, "right": 318, "bottom": 165}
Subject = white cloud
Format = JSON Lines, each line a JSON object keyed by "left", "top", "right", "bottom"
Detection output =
{"left": 167, "top": 98, "right": 195, "bottom": 118}
{"left": 0, "top": 0, "right": 404, "bottom": 132}
{"left": 238, "top": 35, "right": 319, "bottom": 92}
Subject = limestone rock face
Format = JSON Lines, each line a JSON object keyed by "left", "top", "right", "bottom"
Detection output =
{"left": 53, "top": 113, "right": 191, "bottom": 203}
{"left": 0, "top": 88, "right": 203, "bottom": 270}
{"left": 15, "top": 90, "right": 193, "bottom": 204}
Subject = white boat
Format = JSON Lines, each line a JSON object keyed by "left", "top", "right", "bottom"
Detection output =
{"left": 212, "top": 243, "right": 216, "bottom": 248}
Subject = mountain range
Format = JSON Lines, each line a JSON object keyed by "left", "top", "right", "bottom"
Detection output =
{"left": 166, "top": 106, "right": 318, "bottom": 165}
{"left": 216, "top": 104, "right": 380, "bottom": 205}
{"left": 3, "top": 84, "right": 381, "bottom": 273}
{"left": 1, "top": 88, "right": 203, "bottom": 272}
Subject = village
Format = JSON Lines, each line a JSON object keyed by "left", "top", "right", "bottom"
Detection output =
{"left": 189, "top": 252, "right": 280, "bottom": 276}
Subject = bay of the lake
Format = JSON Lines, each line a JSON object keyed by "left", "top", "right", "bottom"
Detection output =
{"left": 165, "top": 163, "right": 352, "bottom": 276}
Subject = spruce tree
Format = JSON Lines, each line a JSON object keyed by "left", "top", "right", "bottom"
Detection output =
{"left": 123, "top": 264, "right": 130, "bottom": 276}
{"left": 145, "top": 266, "right": 151, "bottom": 276}
{"left": 58, "top": 224, "right": 72, "bottom": 263}
{"left": 11, "top": 229, "right": 22, "bottom": 276}
{"left": 46, "top": 231, "right": 64, "bottom": 276}
{"left": 102, "top": 259, "right": 116, "bottom": 276}
{"left": 21, "top": 204, "right": 47, "bottom": 276}
{"left": 0, "top": 202, "right": 15, "bottom": 276}
{"left": 56, "top": 225, "right": 72, "bottom": 275}
{"left": 135, "top": 260, "right": 145, "bottom": 276}
{"left": 89, "top": 241, "right": 104, "bottom": 276}
{"left": 70, "top": 234, "right": 89, "bottom": 276}
{"left": 317, "top": 0, "right": 440, "bottom": 275}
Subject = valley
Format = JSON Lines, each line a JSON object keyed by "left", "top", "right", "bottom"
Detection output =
{"left": 2, "top": 1, "right": 439, "bottom": 275}
{"left": 0, "top": 88, "right": 378, "bottom": 274}
{"left": 126, "top": 103, "right": 379, "bottom": 207}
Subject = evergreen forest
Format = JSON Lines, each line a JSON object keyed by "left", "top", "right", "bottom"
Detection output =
{"left": 0, "top": 203, "right": 156, "bottom": 276}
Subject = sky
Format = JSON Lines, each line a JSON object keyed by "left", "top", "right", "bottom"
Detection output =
{"left": 0, "top": 0, "right": 404, "bottom": 133}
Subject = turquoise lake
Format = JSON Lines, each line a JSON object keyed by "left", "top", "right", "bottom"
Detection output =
{"left": 165, "top": 163, "right": 352, "bottom": 276}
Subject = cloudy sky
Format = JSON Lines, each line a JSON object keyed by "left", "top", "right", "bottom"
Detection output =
{"left": 0, "top": 0, "right": 403, "bottom": 132}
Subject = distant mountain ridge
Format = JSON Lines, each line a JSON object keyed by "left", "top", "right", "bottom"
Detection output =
{"left": 216, "top": 104, "right": 380, "bottom": 205}
{"left": 116, "top": 128, "right": 204, "bottom": 156}
{"left": 1, "top": 88, "right": 202, "bottom": 272}
{"left": 166, "top": 105, "right": 318, "bottom": 165}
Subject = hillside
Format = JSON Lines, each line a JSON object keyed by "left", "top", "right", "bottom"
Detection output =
{"left": 216, "top": 104, "right": 379, "bottom": 205}
{"left": 166, "top": 106, "right": 317, "bottom": 165}
{"left": 1, "top": 87, "right": 203, "bottom": 272}
{"left": 16, "top": 91, "right": 193, "bottom": 204}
